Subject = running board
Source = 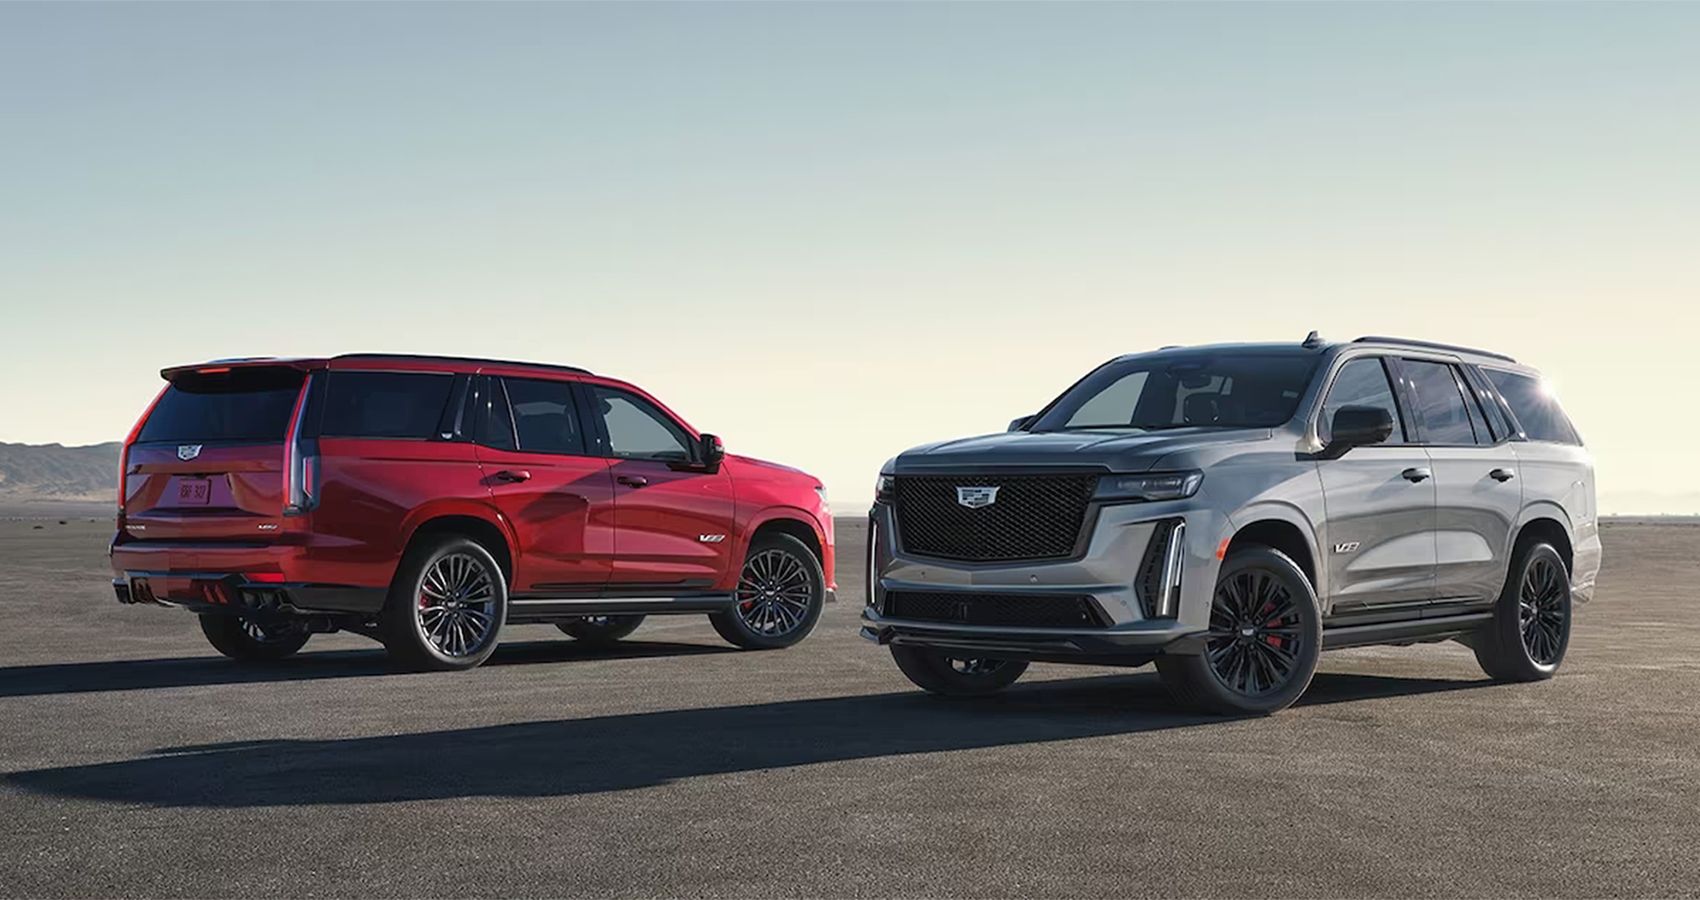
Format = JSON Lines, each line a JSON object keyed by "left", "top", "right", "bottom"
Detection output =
{"left": 505, "top": 592, "right": 735, "bottom": 623}
{"left": 1322, "top": 612, "right": 1492, "bottom": 650}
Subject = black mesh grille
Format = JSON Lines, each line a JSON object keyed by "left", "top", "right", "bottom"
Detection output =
{"left": 891, "top": 473, "right": 1097, "bottom": 562}
{"left": 884, "top": 591, "right": 1107, "bottom": 628}
{"left": 1136, "top": 518, "right": 1180, "bottom": 618}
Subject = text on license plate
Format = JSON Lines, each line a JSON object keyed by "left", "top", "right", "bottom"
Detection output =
{"left": 177, "top": 479, "right": 211, "bottom": 506}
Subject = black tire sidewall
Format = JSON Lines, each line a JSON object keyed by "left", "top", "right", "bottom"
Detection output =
{"left": 383, "top": 536, "right": 508, "bottom": 671}
{"left": 556, "top": 614, "right": 645, "bottom": 644}
{"left": 198, "top": 614, "right": 310, "bottom": 661}
{"left": 890, "top": 645, "right": 1029, "bottom": 696}
{"left": 1485, "top": 541, "right": 1571, "bottom": 679}
{"left": 1161, "top": 546, "right": 1323, "bottom": 715}
{"left": 710, "top": 533, "right": 826, "bottom": 650}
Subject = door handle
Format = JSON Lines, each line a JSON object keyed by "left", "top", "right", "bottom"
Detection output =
{"left": 1490, "top": 468, "right": 1516, "bottom": 482}
{"left": 1401, "top": 467, "right": 1432, "bottom": 483}
{"left": 492, "top": 469, "right": 531, "bottom": 484}
{"left": 617, "top": 475, "right": 649, "bottom": 488}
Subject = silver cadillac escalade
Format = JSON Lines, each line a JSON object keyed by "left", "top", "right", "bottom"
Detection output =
{"left": 862, "top": 333, "right": 1601, "bottom": 714}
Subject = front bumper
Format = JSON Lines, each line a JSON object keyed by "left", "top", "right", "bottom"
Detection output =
{"left": 864, "top": 498, "right": 1224, "bottom": 660}
{"left": 860, "top": 609, "right": 1204, "bottom": 664}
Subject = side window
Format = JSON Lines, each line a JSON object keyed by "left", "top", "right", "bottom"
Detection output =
{"left": 320, "top": 372, "right": 455, "bottom": 439}
{"left": 1484, "top": 369, "right": 1581, "bottom": 445}
{"left": 1401, "top": 360, "right": 1478, "bottom": 445}
{"left": 1319, "top": 357, "right": 1404, "bottom": 444}
{"left": 502, "top": 377, "right": 586, "bottom": 455}
{"left": 1457, "top": 367, "right": 1496, "bottom": 443}
{"left": 475, "top": 378, "right": 516, "bottom": 451}
{"left": 591, "top": 386, "right": 693, "bottom": 461}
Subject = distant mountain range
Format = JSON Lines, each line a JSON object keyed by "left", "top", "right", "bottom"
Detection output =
{"left": 0, "top": 441, "right": 121, "bottom": 504}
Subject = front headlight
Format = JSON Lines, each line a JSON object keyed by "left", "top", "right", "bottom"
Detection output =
{"left": 814, "top": 485, "right": 830, "bottom": 514}
{"left": 875, "top": 474, "right": 895, "bottom": 503}
{"left": 1093, "top": 471, "right": 1203, "bottom": 503}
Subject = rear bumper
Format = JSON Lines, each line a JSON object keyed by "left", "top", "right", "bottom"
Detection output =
{"left": 111, "top": 534, "right": 387, "bottom": 616}
{"left": 113, "top": 571, "right": 385, "bottom": 617}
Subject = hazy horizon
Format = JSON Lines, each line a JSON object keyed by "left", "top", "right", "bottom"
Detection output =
{"left": 4, "top": 3, "right": 1697, "bottom": 512}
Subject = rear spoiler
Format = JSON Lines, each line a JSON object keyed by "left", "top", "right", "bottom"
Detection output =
{"left": 159, "top": 358, "right": 323, "bottom": 380}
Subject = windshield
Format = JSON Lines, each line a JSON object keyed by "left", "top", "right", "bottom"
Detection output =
{"left": 1030, "top": 352, "right": 1319, "bottom": 432}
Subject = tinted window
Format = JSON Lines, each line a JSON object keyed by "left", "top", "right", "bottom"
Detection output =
{"left": 1033, "top": 351, "right": 1318, "bottom": 432}
{"left": 1065, "top": 371, "right": 1149, "bottom": 428}
{"left": 592, "top": 387, "right": 692, "bottom": 460}
{"left": 1485, "top": 369, "right": 1581, "bottom": 444}
{"left": 138, "top": 367, "right": 304, "bottom": 443}
{"left": 320, "top": 372, "right": 454, "bottom": 439}
{"left": 1402, "top": 360, "right": 1477, "bottom": 444}
{"left": 475, "top": 378, "right": 516, "bottom": 451}
{"left": 1319, "top": 357, "right": 1404, "bottom": 443}
{"left": 503, "top": 378, "right": 586, "bottom": 455}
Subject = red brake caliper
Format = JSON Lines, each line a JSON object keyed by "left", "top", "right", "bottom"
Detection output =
{"left": 1260, "top": 602, "right": 1283, "bottom": 649}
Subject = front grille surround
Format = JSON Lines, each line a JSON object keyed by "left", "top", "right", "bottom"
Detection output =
{"left": 883, "top": 590, "right": 1109, "bottom": 629}
{"left": 890, "top": 472, "right": 1099, "bottom": 562}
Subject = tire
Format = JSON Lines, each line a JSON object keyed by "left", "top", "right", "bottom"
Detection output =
{"left": 1472, "top": 541, "right": 1571, "bottom": 682}
{"left": 1156, "top": 545, "right": 1322, "bottom": 716}
{"left": 890, "top": 645, "right": 1029, "bottom": 697}
{"left": 556, "top": 614, "right": 645, "bottom": 646}
{"left": 708, "top": 532, "right": 826, "bottom": 650}
{"left": 380, "top": 535, "right": 508, "bottom": 672}
{"left": 198, "top": 614, "right": 310, "bottom": 662}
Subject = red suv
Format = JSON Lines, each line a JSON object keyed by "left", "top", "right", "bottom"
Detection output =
{"left": 110, "top": 355, "right": 835, "bottom": 670}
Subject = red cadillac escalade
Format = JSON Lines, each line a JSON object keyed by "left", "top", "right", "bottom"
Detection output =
{"left": 111, "top": 355, "right": 835, "bottom": 670}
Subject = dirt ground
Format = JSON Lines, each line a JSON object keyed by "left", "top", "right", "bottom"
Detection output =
{"left": 1, "top": 518, "right": 1695, "bottom": 898}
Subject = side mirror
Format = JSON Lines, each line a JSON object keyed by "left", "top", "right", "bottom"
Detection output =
{"left": 1008, "top": 415, "right": 1034, "bottom": 432}
{"left": 1321, "top": 406, "right": 1394, "bottom": 459}
{"left": 698, "top": 433, "right": 726, "bottom": 469}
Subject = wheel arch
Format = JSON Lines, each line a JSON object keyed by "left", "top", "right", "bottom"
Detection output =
{"left": 398, "top": 505, "right": 518, "bottom": 587}
{"left": 1223, "top": 508, "right": 1323, "bottom": 599}
{"left": 744, "top": 509, "right": 826, "bottom": 565}
{"left": 1512, "top": 509, "right": 1575, "bottom": 575}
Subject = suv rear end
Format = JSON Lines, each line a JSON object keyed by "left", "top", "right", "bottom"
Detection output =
{"left": 112, "top": 359, "right": 417, "bottom": 657}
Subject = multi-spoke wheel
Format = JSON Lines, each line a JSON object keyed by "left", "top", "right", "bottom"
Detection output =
{"left": 709, "top": 533, "right": 825, "bottom": 650}
{"left": 1156, "top": 546, "right": 1322, "bottom": 715}
{"left": 1473, "top": 541, "right": 1571, "bottom": 681}
{"left": 557, "top": 614, "right": 645, "bottom": 646}
{"left": 199, "top": 613, "right": 310, "bottom": 662}
{"left": 382, "top": 536, "right": 507, "bottom": 671}
{"left": 1203, "top": 566, "right": 1308, "bottom": 697}
{"left": 890, "top": 645, "right": 1029, "bottom": 697}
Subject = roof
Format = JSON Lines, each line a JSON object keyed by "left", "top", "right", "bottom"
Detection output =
{"left": 160, "top": 354, "right": 592, "bottom": 380}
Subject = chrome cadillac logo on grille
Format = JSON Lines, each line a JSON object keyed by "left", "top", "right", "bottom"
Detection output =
{"left": 956, "top": 485, "right": 999, "bottom": 509}
{"left": 177, "top": 444, "right": 202, "bottom": 461}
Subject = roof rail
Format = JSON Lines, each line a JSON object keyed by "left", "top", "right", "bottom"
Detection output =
{"left": 1351, "top": 336, "right": 1515, "bottom": 363}
{"left": 332, "top": 353, "right": 591, "bottom": 375}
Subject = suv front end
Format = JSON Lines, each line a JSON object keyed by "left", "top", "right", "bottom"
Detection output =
{"left": 863, "top": 467, "right": 1228, "bottom": 666}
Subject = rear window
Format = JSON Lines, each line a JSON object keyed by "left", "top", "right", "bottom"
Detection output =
{"left": 1484, "top": 369, "right": 1581, "bottom": 445}
{"left": 320, "top": 372, "right": 455, "bottom": 439}
{"left": 138, "top": 368, "right": 304, "bottom": 443}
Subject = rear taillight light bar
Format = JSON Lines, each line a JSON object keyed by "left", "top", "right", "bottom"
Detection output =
{"left": 117, "top": 386, "right": 169, "bottom": 524}
{"left": 283, "top": 373, "right": 319, "bottom": 516}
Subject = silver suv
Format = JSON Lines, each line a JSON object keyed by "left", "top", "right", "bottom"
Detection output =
{"left": 863, "top": 334, "right": 1601, "bottom": 714}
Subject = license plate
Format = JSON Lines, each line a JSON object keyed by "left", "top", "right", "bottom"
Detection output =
{"left": 177, "top": 478, "right": 211, "bottom": 506}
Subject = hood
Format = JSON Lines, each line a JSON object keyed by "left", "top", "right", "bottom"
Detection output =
{"left": 890, "top": 427, "right": 1271, "bottom": 473}
{"left": 727, "top": 453, "right": 815, "bottom": 481}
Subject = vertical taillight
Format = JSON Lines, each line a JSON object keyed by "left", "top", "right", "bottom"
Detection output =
{"left": 283, "top": 373, "right": 319, "bottom": 516}
{"left": 117, "top": 386, "right": 168, "bottom": 526}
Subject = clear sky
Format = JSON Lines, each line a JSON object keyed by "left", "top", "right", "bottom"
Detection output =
{"left": 3, "top": 2, "right": 1697, "bottom": 512}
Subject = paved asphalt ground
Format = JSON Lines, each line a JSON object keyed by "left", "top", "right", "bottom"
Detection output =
{"left": 1, "top": 517, "right": 1696, "bottom": 898}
